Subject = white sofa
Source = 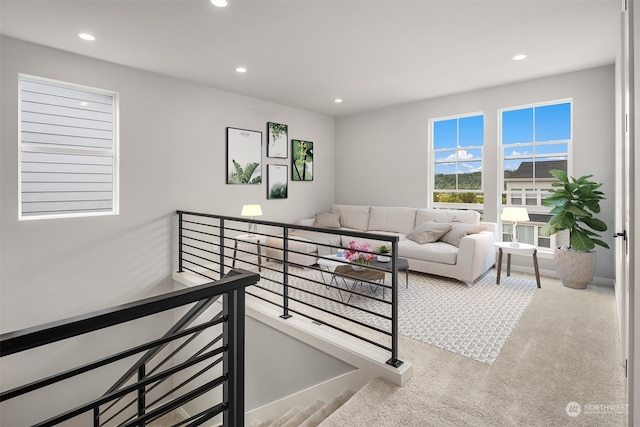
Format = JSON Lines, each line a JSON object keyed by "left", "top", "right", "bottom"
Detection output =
{"left": 265, "top": 204, "right": 497, "bottom": 286}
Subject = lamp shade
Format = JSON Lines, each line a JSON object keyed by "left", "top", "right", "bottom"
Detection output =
{"left": 500, "top": 207, "right": 530, "bottom": 222}
{"left": 241, "top": 204, "right": 262, "bottom": 217}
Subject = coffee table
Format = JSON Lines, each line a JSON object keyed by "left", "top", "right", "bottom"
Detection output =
{"left": 318, "top": 255, "right": 410, "bottom": 302}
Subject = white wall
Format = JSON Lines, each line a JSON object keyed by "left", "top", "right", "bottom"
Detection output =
{"left": 0, "top": 36, "right": 336, "bottom": 424}
{"left": 335, "top": 65, "right": 616, "bottom": 281}
{"left": 0, "top": 36, "right": 336, "bottom": 332}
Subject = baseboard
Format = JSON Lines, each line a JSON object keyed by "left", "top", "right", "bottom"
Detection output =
{"left": 502, "top": 264, "right": 615, "bottom": 287}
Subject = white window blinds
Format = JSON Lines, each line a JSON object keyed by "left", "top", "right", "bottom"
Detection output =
{"left": 19, "top": 75, "right": 118, "bottom": 219}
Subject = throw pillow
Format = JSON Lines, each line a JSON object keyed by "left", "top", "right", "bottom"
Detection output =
{"left": 406, "top": 221, "right": 452, "bottom": 244}
{"left": 440, "top": 223, "right": 484, "bottom": 247}
{"left": 314, "top": 211, "right": 341, "bottom": 228}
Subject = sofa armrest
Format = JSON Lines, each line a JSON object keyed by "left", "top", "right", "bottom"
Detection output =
{"left": 456, "top": 230, "right": 497, "bottom": 283}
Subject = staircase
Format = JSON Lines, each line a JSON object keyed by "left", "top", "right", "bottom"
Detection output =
{"left": 249, "top": 389, "right": 355, "bottom": 427}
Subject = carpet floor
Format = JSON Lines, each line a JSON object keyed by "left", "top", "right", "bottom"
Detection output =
{"left": 319, "top": 272, "right": 627, "bottom": 426}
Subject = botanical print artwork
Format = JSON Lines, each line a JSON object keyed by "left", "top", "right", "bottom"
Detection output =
{"left": 267, "top": 122, "right": 288, "bottom": 158}
{"left": 267, "top": 164, "right": 288, "bottom": 199}
{"left": 292, "top": 139, "right": 313, "bottom": 181}
{"left": 226, "top": 127, "right": 262, "bottom": 184}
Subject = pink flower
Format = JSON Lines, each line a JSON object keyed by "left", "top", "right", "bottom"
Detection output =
{"left": 345, "top": 241, "right": 374, "bottom": 264}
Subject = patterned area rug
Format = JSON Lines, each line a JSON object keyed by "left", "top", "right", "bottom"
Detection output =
{"left": 253, "top": 265, "right": 538, "bottom": 365}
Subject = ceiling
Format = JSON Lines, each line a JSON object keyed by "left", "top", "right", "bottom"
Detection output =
{"left": 0, "top": 0, "right": 621, "bottom": 117}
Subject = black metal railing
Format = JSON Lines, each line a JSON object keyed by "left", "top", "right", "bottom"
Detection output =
{"left": 176, "top": 210, "right": 404, "bottom": 368}
{"left": 0, "top": 268, "right": 259, "bottom": 427}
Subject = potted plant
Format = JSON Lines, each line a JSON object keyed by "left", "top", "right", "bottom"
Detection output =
{"left": 376, "top": 245, "right": 391, "bottom": 262}
{"left": 540, "top": 169, "right": 609, "bottom": 289}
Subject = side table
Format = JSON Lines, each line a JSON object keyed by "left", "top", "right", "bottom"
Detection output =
{"left": 495, "top": 242, "right": 541, "bottom": 288}
{"left": 233, "top": 234, "right": 267, "bottom": 272}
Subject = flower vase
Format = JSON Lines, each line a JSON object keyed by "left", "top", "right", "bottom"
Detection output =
{"left": 351, "top": 265, "right": 365, "bottom": 271}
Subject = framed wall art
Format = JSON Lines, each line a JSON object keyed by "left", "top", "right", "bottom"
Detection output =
{"left": 267, "top": 122, "right": 288, "bottom": 158}
{"left": 292, "top": 139, "right": 313, "bottom": 181}
{"left": 226, "top": 127, "right": 262, "bottom": 184}
{"left": 267, "top": 164, "right": 288, "bottom": 199}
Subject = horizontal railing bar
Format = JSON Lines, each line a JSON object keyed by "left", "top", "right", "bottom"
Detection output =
{"left": 181, "top": 219, "right": 220, "bottom": 229}
{"left": 0, "top": 316, "right": 225, "bottom": 403}
{"left": 181, "top": 242, "right": 218, "bottom": 255}
{"left": 286, "top": 267, "right": 394, "bottom": 296}
{"left": 177, "top": 210, "right": 400, "bottom": 243}
{"left": 272, "top": 293, "right": 391, "bottom": 334}
{"left": 181, "top": 234, "right": 220, "bottom": 246}
{"left": 246, "top": 290, "right": 391, "bottom": 337}
{"left": 34, "top": 347, "right": 226, "bottom": 427}
{"left": 182, "top": 250, "right": 217, "bottom": 264}
{"left": 121, "top": 376, "right": 226, "bottom": 427}
{"left": 256, "top": 273, "right": 392, "bottom": 317}
{"left": 282, "top": 282, "right": 392, "bottom": 319}
{"left": 180, "top": 402, "right": 226, "bottom": 427}
{"left": 248, "top": 294, "right": 392, "bottom": 352}
{"left": 146, "top": 355, "right": 223, "bottom": 412}
{"left": 101, "top": 330, "right": 224, "bottom": 425}
{"left": 0, "top": 269, "right": 258, "bottom": 356}
{"left": 181, "top": 226, "right": 220, "bottom": 238}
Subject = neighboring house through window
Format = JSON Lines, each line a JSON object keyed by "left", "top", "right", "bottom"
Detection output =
{"left": 430, "top": 113, "right": 484, "bottom": 211}
{"left": 500, "top": 100, "right": 571, "bottom": 249}
{"left": 19, "top": 75, "right": 118, "bottom": 220}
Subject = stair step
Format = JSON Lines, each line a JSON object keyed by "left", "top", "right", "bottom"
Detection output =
{"left": 269, "top": 407, "right": 300, "bottom": 427}
{"left": 281, "top": 399, "right": 326, "bottom": 427}
{"left": 299, "top": 389, "right": 355, "bottom": 427}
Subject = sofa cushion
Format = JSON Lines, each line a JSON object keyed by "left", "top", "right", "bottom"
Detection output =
{"left": 440, "top": 223, "right": 485, "bottom": 247}
{"left": 406, "top": 221, "right": 452, "bottom": 244}
{"left": 415, "top": 208, "right": 480, "bottom": 226}
{"left": 331, "top": 204, "right": 370, "bottom": 231}
{"left": 368, "top": 206, "right": 417, "bottom": 235}
{"left": 398, "top": 240, "right": 458, "bottom": 265}
{"left": 315, "top": 211, "right": 341, "bottom": 228}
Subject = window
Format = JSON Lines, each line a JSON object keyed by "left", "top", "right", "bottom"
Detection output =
{"left": 19, "top": 75, "right": 118, "bottom": 220}
{"left": 430, "top": 113, "right": 484, "bottom": 208}
{"left": 500, "top": 100, "right": 571, "bottom": 249}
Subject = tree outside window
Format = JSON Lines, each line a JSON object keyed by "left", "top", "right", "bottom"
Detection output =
{"left": 431, "top": 114, "right": 484, "bottom": 208}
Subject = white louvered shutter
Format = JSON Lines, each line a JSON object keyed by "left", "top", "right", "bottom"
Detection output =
{"left": 19, "top": 75, "right": 118, "bottom": 219}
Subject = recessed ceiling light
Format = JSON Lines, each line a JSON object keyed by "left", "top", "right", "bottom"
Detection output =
{"left": 78, "top": 33, "right": 95, "bottom": 41}
{"left": 211, "top": 0, "right": 228, "bottom": 7}
{"left": 334, "top": 99, "right": 343, "bottom": 103}
{"left": 235, "top": 67, "right": 247, "bottom": 73}
{"left": 513, "top": 54, "right": 527, "bottom": 61}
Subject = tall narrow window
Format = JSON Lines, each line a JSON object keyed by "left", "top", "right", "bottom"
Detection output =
{"left": 430, "top": 113, "right": 484, "bottom": 209}
{"left": 19, "top": 75, "right": 118, "bottom": 220}
{"left": 500, "top": 100, "right": 571, "bottom": 248}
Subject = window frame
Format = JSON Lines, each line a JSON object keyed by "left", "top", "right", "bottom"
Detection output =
{"left": 18, "top": 74, "right": 119, "bottom": 221}
{"left": 498, "top": 99, "right": 573, "bottom": 251}
{"left": 428, "top": 111, "right": 485, "bottom": 210}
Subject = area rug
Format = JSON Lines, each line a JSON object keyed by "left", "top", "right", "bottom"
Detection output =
{"left": 252, "top": 265, "right": 538, "bottom": 365}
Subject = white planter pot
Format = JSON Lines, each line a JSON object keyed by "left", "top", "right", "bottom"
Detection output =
{"left": 553, "top": 247, "right": 596, "bottom": 289}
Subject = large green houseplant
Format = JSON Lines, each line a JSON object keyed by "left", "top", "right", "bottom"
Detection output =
{"left": 540, "top": 169, "right": 609, "bottom": 288}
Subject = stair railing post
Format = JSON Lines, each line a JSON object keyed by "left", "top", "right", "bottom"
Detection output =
{"left": 280, "top": 225, "right": 291, "bottom": 319}
{"left": 137, "top": 364, "right": 146, "bottom": 426}
{"left": 178, "top": 212, "right": 184, "bottom": 273}
{"left": 220, "top": 218, "right": 226, "bottom": 279}
{"left": 224, "top": 288, "right": 245, "bottom": 427}
{"left": 386, "top": 240, "right": 403, "bottom": 368}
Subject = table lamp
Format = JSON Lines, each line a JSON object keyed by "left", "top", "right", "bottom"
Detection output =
{"left": 500, "top": 207, "right": 529, "bottom": 247}
{"left": 241, "top": 204, "right": 262, "bottom": 237}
